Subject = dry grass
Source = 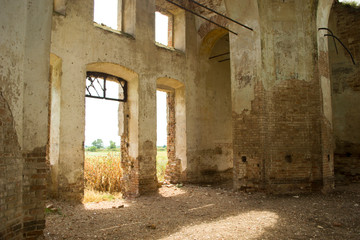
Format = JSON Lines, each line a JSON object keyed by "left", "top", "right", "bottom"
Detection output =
{"left": 157, "top": 149, "right": 168, "bottom": 182}
{"left": 84, "top": 148, "right": 168, "bottom": 202}
{"left": 84, "top": 152, "right": 122, "bottom": 193}
{"left": 83, "top": 188, "right": 121, "bottom": 203}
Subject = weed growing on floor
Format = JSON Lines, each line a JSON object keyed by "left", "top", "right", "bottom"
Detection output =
{"left": 83, "top": 188, "right": 121, "bottom": 203}
{"left": 45, "top": 207, "right": 62, "bottom": 216}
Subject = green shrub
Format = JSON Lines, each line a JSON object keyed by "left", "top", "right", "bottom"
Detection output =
{"left": 87, "top": 146, "right": 97, "bottom": 152}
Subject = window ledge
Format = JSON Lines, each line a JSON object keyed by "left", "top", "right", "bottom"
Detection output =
{"left": 94, "top": 23, "right": 135, "bottom": 40}
{"left": 155, "top": 42, "right": 185, "bottom": 54}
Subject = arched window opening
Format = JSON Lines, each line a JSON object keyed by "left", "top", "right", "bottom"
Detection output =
{"left": 86, "top": 72, "right": 127, "bottom": 102}
{"left": 84, "top": 71, "right": 127, "bottom": 197}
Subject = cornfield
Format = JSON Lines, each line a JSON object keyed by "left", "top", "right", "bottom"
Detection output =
{"left": 156, "top": 149, "right": 168, "bottom": 182}
{"left": 84, "top": 152, "right": 122, "bottom": 193}
{"left": 84, "top": 149, "right": 168, "bottom": 193}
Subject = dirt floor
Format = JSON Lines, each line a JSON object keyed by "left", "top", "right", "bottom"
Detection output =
{"left": 42, "top": 183, "right": 360, "bottom": 240}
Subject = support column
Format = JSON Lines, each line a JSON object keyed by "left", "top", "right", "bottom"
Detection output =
{"left": 137, "top": 74, "right": 158, "bottom": 194}
{"left": 22, "top": 0, "right": 53, "bottom": 238}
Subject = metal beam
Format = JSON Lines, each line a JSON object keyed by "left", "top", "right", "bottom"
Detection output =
{"left": 209, "top": 52, "right": 230, "bottom": 60}
{"left": 218, "top": 58, "right": 230, "bottom": 63}
{"left": 318, "top": 28, "right": 338, "bottom": 54}
{"left": 324, "top": 34, "right": 356, "bottom": 65}
{"left": 189, "top": 0, "right": 253, "bottom": 31}
{"left": 165, "top": 0, "right": 238, "bottom": 35}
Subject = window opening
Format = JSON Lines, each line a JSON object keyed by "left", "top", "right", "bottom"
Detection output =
{"left": 155, "top": 11, "right": 172, "bottom": 46}
{"left": 339, "top": 0, "right": 360, "bottom": 6}
{"left": 86, "top": 72, "right": 127, "bottom": 102}
{"left": 84, "top": 95, "right": 122, "bottom": 194}
{"left": 84, "top": 72, "right": 123, "bottom": 195}
{"left": 94, "top": 0, "right": 120, "bottom": 30}
{"left": 157, "top": 90, "right": 168, "bottom": 182}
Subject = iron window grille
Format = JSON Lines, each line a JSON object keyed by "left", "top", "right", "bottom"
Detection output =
{"left": 85, "top": 72, "right": 127, "bottom": 102}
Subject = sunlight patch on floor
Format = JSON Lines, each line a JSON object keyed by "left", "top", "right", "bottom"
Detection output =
{"left": 159, "top": 185, "right": 187, "bottom": 197}
{"left": 83, "top": 199, "right": 129, "bottom": 210}
{"left": 159, "top": 211, "right": 279, "bottom": 240}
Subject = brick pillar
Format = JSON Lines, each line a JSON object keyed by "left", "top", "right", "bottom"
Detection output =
{"left": 165, "top": 92, "right": 181, "bottom": 183}
{"left": 22, "top": 147, "right": 47, "bottom": 239}
{"left": 120, "top": 103, "right": 139, "bottom": 198}
{"left": 120, "top": 134, "right": 139, "bottom": 198}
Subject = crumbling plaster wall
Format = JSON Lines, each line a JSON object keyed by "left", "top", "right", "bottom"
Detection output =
{"left": 51, "top": 0, "right": 200, "bottom": 198}
{"left": 48, "top": 54, "right": 62, "bottom": 198}
{"left": 227, "top": 0, "right": 334, "bottom": 192}
{"left": 183, "top": 0, "right": 234, "bottom": 183}
{"left": 328, "top": 3, "right": 360, "bottom": 181}
{"left": 0, "top": 0, "right": 52, "bottom": 238}
{"left": 316, "top": 0, "right": 335, "bottom": 193}
{"left": 0, "top": 3, "right": 27, "bottom": 238}
{"left": 191, "top": 0, "right": 336, "bottom": 191}
{"left": 194, "top": 33, "right": 233, "bottom": 183}
{"left": 0, "top": 1, "right": 26, "bottom": 149}
{"left": 51, "top": 0, "right": 338, "bottom": 197}
{"left": 51, "top": 0, "right": 237, "bottom": 195}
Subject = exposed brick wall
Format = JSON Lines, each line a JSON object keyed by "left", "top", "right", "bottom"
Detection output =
{"left": 232, "top": 1, "right": 335, "bottom": 194}
{"left": 265, "top": 79, "right": 324, "bottom": 193}
{"left": 0, "top": 92, "right": 23, "bottom": 239}
{"left": 321, "top": 118, "right": 335, "bottom": 191}
{"left": 120, "top": 135, "right": 139, "bottom": 198}
{"left": 233, "top": 81, "right": 266, "bottom": 191}
{"left": 0, "top": 93, "right": 47, "bottom": 240}
{"left": 22, "top": 147, "right": 47, "bottom": 239}
{"left": 329, "top": 3, "right": 360, "bottom": 182}
{"left": 165, "top": 92, "right": 181, "bottom": 183}
{"left": 120, "top": 103, "right": 139, "bottom": 198}
{"left": 197, "top": 15, "right": 228, "bottom": 39}
{"left": 138, "top": 139, "right": 158, "bottom": 195}
{"left": 58, "top": 179, "right": 84, "bottom": 201}
{"left": 233, "top": 79, "right": 326, "bottom": 193}
{"left": 318, "top": 49, "right": 335, "bottom": 191}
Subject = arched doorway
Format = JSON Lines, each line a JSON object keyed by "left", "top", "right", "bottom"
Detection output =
{"left": 85, "top": 62, "right": 140, "bottom": 197}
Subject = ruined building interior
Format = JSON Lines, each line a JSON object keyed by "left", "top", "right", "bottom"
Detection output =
{"left": 1, "top": 0, "right": 360, "bottom": 239}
